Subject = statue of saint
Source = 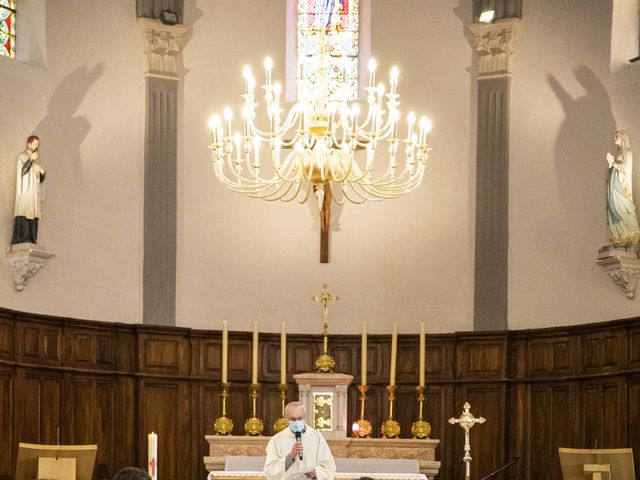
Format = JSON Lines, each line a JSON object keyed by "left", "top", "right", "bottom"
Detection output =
{"left": 606, "top": 130, "right": 640, "bottom": 245}
{"left": 12, "top": 135, "right": 46, "bottom": 245}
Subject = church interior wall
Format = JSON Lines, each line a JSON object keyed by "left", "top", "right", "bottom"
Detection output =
{"left": 1, "top": 1, "right": 640, "bottom": 333}
{"left": 509, "top": 0, "right": 640, "bottom": 329}
{"left": 0, "top": 0, "right": 144, "bottom": 323}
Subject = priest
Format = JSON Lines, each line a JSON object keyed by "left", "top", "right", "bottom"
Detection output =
{"left": 264, "top": 402, "right": 336, "bottom": 480}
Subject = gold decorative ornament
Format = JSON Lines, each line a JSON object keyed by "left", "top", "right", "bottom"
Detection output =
{"left": 214, "top": 382, "right": 234, "bottom": 435}
{"left": 272, "top": 383, "right": 289, "bottom": 434}
{"left": 352, "top": 384, "right": 372, "bottom": 438}
{"left": 312, "top": 284, "right": 337, "bottom": 372}
{"left": 411, "top": 385, "right": 431, "bottom": 439}
{"left": 244, "top": 383, "right": 264, "bottom": 436}
{"left": 381, "top": 384, "right": 401, "bottom": 438}
{"left": 449, "top": 402, "right": 486, "bottom": 480}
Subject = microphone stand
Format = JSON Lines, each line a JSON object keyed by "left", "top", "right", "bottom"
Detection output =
{"left": 479, "top": 456, "right": 519, "bottom": 480}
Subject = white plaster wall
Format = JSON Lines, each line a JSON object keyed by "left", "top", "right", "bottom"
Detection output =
{"left": 177, "top": 0, "right": 475, "bottom": 334}
{"left": 0, "top": 0, "right": 144, "bottom": 322}
{"left": 509, "top": 0, "right": 640, "bottom": 329}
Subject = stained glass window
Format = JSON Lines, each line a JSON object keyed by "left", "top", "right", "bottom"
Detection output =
{"left": 297, "top": 0, "right": 359, "bottom": 102}
{"left": 0, "top": 0, "right": 15, "bottom": 58}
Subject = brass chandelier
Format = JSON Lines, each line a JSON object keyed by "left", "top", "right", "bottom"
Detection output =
{"left": 208, "top": 54, "right": 432, "bottom": 262}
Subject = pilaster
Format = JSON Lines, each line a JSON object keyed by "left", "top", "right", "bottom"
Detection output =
{"left": 137, "top": 18, "right": 189, "bottom": 326}
{"left": 469, "top": 19, "right": 520, "bottom": 331}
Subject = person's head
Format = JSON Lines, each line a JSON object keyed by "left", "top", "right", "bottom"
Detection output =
{"left": 285, "top": 401, "right": 306, "bottom": 433}
{"left": 26, "top": 135, "right": 40, "bottom": 152}
{"left": 112, "top": 467, "right": 151, "bottom": 480}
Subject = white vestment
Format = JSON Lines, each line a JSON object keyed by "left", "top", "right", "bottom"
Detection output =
{"left": 264, "top": 426, "right": 336, "bottom": 480}
{"left": 14, "top": 151, "right": 45, "bottom": 220}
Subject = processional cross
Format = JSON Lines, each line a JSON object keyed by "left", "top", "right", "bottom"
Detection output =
{"left": 312, "top": 284, "right": 338, "bottom": 372}
{"left": 449, "top": 402, "right": 486, "bottom": 480}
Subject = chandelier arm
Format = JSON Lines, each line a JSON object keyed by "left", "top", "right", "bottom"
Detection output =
{"left": 214, "top": 165, "right": 284, "bottom": 194}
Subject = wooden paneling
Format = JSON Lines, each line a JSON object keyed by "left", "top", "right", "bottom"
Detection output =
{"left": 0, "top": 308, "right": 640, "bottom": 480}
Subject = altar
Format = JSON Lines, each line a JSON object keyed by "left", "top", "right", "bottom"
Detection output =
{"left": 203, "top": 436, "right": 441, "bottom": 478}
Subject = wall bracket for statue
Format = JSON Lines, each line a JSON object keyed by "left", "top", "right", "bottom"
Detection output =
{"left": 4, "top": 243, "right": 54, "bottom": 291}
{"left": 596, "top": 246, "right": 640, "bottom": 299}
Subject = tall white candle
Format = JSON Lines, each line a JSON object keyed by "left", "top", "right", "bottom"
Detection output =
{"left": 419, "top": 321, "right": 425, "bottom": 387}
{"left": 390, "top": 322, "right": 398, "bottom": 386}
{"left": 148, "top": 432, "right": 158, "bottom": 480}
{"left": 252, "top": 321, "right": 259, "bottom": 384}
{"left": 221, "top": 321, "right": 228, "bottom": 384}
{"left": 361, "top": 321, "right": 367, "bottom": 386}
{"left": 280, "top": 321, "right": 287, "bottom": 384}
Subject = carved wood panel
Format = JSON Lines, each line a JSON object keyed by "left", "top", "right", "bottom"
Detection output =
{"left": 0, "top": 369, "right": 14, "bottom": 479}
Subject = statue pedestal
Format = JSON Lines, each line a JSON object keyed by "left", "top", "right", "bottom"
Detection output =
{"left": 596, "top": 245, "right": 640, "bottom": 298}
{"left": 294, "top": 372, "right": 353, "bottom": 440}
{"left": 5, "top": 243, "right": 54, "bottom": 291}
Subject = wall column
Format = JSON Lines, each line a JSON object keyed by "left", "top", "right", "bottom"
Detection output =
{"left": 137, "top": 18, "right": 189, "bottom": 326}
{"left": 468, "top": 19, "right": 519, "bottom": 331}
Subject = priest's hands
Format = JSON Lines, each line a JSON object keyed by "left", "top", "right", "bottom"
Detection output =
{"left": 305, "top": 468, "right": 316, "bottom": 479}
{"left": 289, "top": 443, "right": 303, "bottom": 460}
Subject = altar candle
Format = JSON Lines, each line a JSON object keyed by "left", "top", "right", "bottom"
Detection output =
{"left": 361, "top": 321, "right": 367, "bottom": 386}
{"left": 252, "top": 321, "right": 259, "bottom": 384}
{"left": 390, "top": 322, "right": 398, "bottom": 386}
{"left": 419, "top": 321, "right": 425, "bottom": 387}
{"left": 280, "top": 321, "right": 287, "bottom": 384}
{"left": 148, "top": 432, "right": 158, "bottom": 480}
{"left": 221, "top": 321, "right": 228, "bottom": 384}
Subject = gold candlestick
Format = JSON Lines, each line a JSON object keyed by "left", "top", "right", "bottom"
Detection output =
{"left": 214, "top": 382, "right": 234, "bottom": 435}
{"left": 244, "top": 383, "right": 264, "bottom": 435}
{"left": 411, "top": 385, "right": 431, "bottom": 438}
{"left": 313, "top": 284, "right": 337, "bottom": 372}
{"left": 381, "top": 384, "right": 401, "bottom": 438}
{"left": 352, "top": 384, "right": 372, "bottom": 437}
{"left": 449, "top": 402, "right": 486, "bottom": 480}
{"left": 272, "top": 383, "right": 289, "bottom": 434}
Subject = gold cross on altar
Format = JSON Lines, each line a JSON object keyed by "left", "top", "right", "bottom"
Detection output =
{"left": 312, "top": 284, "right": 338, "bottom": 335}
{"left": 449, "top": 402, "right": 485, "bottom": 480}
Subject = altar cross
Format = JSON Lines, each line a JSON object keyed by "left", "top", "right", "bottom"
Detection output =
{"left": 312, "top": 284, "right": 338, "bottom": 336}
{"left": 449, "top": 402, "right": 485, "bottom": 480}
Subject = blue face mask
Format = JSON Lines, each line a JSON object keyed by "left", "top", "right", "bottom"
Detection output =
{"left": 289, "top": 420, "right": 305, "bottom": 433}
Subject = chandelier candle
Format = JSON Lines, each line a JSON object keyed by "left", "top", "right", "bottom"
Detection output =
{"left": 207, "top": 53, "right": 433, "bottom": 263}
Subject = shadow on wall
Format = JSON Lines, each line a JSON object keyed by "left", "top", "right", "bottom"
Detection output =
{"left": 32, "top": 64, "right": 104, "bottom": 182}
{"left": 547, "top": 66, "right": 615, "bottom": 240}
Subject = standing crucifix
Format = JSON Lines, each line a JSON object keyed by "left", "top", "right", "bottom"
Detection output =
{"left": 312, "top": 284, "right": 338, "bottom": 372}
{"left": 449, "top": 402, "right": 486, "bottom": 480}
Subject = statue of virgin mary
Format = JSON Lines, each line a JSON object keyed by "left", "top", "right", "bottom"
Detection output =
{"left": 606, "top": 130, "right": 640, "bottom": 245}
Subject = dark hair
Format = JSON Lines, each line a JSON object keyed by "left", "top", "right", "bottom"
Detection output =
{"left": 113, "top": 467, "right": 151, "bottom": 480}
{"left": 26, "top": 135, "right": 40, "bottom": 146}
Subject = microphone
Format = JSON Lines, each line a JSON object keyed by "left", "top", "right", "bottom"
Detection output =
{"left": 295, "top": 431, "right": 303, "bottom": 461}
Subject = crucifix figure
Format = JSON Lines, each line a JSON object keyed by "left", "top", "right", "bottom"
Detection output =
{"left": 449, "top": 402, "right": 486, "bottom": 480}
{"left": 312, "top": 284, "right": 338, "bottom": 372}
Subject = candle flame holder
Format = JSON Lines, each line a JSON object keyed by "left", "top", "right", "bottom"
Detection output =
{"left": 381, "top": 384, "right": 401, "bottom": 438}
{"left": 244, "top": 383, "right": 264, "bottom": 435}
{"left": 272, "top": 383, "right": 289, "bottom": 434}
{"left": 411, "top": 385, "right": 431, "bottom": 439}
{"left": 214, "top": 382, "right": 234, "bottom": 435}
{"left": 352, "top": 384, "right": 372, "bottom": 438}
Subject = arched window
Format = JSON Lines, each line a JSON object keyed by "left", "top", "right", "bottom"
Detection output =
{"left": 0, "top": 0, "right": 15, "bottom": 58}
{"left": 297, "top": 0, "right": 359, "bottom": 102}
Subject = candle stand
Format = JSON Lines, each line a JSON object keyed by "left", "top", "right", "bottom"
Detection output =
{"left": 381, "top": 384, "right": 401, "bottom": 438}
{"left": 272, "top": 383, "right": 289, "bottom": 434}
{"left": 411, "top": 385, "right": 431, "bottom": 439}
{"left": 244, "top": 383, "right": 264, "bottom": 435}
{"left": 352, "top": 384, "right": 372, "bottom": 437}
{"left": 214, "top": 382, "right": 234, "bottom": 435}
